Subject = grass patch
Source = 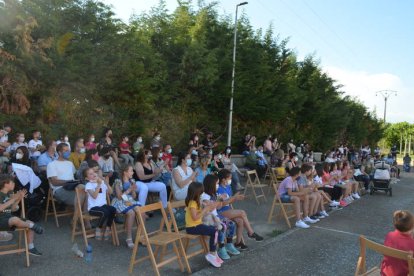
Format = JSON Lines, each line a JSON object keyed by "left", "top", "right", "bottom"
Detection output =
{"left": 268, "top": 229, "right": 285, "bottom": 238}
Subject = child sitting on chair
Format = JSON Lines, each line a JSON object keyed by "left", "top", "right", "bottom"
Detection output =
{"left": 0, "top": 174, "right": 43, "bottom": 256}
{"left": 201, "top": 174, "right": 240, "bottom": 260}
{"left": 84, "top": 168, "right": 116, "bottom": 241}
{"left": 381, "top": 210, "right": 414, "bottom": 276}
{"left": 278, "top": 167, "right": 318, "bottom": 229}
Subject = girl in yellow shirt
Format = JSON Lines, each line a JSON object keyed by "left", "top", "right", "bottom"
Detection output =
{"left": 185, "top": 182, "right": 221, "bottom": 268}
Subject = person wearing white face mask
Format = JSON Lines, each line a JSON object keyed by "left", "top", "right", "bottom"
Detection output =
{"left": 132, "top": 135, "right": 144, "bottom": 159}
{"left": 172, "top": 151, "right": 198, "bottom": 200}
{"left": 150, "top": 132, "right": 162, "bottom": 149}
{"left": 134, "top": 149, "right": 167, "bottom": 208}
{"left": 6, "top": 133, "right": 27, "bottom": 155}
{"left": 28, "top": 130, "right": 44, "bottom": 160}
{"left": 57, "top": 134, "right": 71, "bottom": 152}
{"left": 69, "top": 139, "right": 86, "bottom": 170}
{"left": 222, "top": 146, "right": 244, "bottom": 192}
{"left": 10, "top": 146, "right": 31, "bottom": 167}
{"left": 216, "top": 169, "right": 264, "bottom": 250}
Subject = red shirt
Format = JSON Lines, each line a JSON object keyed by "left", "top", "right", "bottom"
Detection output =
{"left": 162, "top": 153, "right": 173, "bottom": 170}
{"left": 119, "top": 142, "right": 130, "bottom": 154}
{"left": 381, "top": 230, "right": 414, "bottom": 276}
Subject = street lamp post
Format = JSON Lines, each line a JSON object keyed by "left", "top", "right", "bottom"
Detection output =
{"left": 375, "top": 90, "right": 397, "bottom": 123}
{"left": 227, "top": 2, "right": 248, "bottom": 147}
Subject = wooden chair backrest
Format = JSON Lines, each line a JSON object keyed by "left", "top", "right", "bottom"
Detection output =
{"left": 356, "top": 235, "right": 414, "bottom": 276}
{"left": 246, "top": 170, "right": 260, "bottom": 185}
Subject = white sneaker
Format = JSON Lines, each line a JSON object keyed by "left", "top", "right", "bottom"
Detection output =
{"left": 303, "top": 216, "right": 318, "bottom": 224}
{"left": 295, "top": 220, "right": 310, "bottom": 229}
{"left": 352, "top": 193, "right": 361, "bottom": 199}
{"left": 320, "top": 210, "right": 329, "bottom": 217}
{"left": 329, "top": 200, "right": 340, "bottom": 207}
{"left": 205, "top": 253, "right": 221, "bottom": 268}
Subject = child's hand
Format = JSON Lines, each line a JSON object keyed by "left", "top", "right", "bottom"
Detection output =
{"left": 19, "top": 189, "right": 27, "bottom": 199}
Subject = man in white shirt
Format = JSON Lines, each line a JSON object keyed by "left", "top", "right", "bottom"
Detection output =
{"left": 28, "top": 130, "right": 43, "bottom": 159}
{"left": 47, "top": 143, "right": 77, "bottom": 205}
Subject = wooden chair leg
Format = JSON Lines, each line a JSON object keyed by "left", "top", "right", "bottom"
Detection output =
{"left": 267, "top": 198, "right": 276, "bottom": 223}
{"left": 51, "top": 195, "right": 59, "bottom": 228}
{"left": 44, "top": 191, "right": 51, "bottom": 223}
{"left": 24, "top": 229, "right": 30, "bottom": 267}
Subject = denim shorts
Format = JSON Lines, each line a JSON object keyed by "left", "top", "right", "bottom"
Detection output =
{"left": 280, "top": 193, "right": 291, "bottom": 203}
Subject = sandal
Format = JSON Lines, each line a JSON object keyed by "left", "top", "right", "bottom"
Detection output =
{"left": 104, "top": 228, "right": 111, "bottom": 241}
{"left": 126, "top": 238, "right": 134, "bottom": 249}
{"left": 95, "top": 228, "right": 103, "bottom": 240}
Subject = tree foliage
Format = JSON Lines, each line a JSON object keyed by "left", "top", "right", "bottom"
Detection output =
{"left": 0, "top": 0, "right": 383, "bottom": 151}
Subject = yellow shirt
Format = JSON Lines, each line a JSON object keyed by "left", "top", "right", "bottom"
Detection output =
{"left": 185, "top": 200, "right": 202, "bottom": 228}
{"left": 69, "top": 152, "right": 85, "bottom": 169}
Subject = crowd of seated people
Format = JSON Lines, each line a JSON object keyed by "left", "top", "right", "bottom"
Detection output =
{"left": 0, "top": 124, "right": 409, "bottom": 270}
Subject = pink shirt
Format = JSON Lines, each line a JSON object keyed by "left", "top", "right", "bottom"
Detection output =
{"left": 85, "top": 142, "right": 97, "bottom": 150}
{"left": 278, "top": 176, "right": 298, "bottom": 196}
{"left": 381, "top": 230, "right": 414, "bottom": 276}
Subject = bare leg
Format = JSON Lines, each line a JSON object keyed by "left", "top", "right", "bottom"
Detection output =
{"left": 8, "top": 217, "right": 34, "bottom": 244}
{"left": 291, "top": 196, "right": 301, "bottom": 221}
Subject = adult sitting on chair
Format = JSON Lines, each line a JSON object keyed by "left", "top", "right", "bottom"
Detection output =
{"left": 37, "top": 140, "right": 58, "bottom": 172}
{"left": 46, "top": 143, "right": 78, "bottom": 206}
{"left": 134, "top": 150, "right": 167, "bottom": 208}
{"left": 171, "top": 151, "right": 197, "bottom": 200}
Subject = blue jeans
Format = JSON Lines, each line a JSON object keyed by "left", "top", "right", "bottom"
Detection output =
{"left": 186, "top": 224, "right": 217, "bottom": 252}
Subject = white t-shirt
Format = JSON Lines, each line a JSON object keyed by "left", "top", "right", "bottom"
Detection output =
{"left": 47, "top": 160, "right": 76, "bottom": 192}
{"left": 85, "top": 182, "right": 108, "bottom": 211}
{"left": 98, "top": 157, "right": 114, "bottom": 173}
{"left": 28, "top": 139, "right": 43, "bottom": 157}
{"left": 314, "top": 175, "right": 323, "bottom": 185}
{"left": 172, "top": 166, "right": 193, "bottom": 200}
{"left": 200, "top": 192, "right": 218, "bottom": 216}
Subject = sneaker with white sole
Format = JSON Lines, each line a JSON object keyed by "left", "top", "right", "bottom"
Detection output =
{"left": 303, "top": 216, "right": 318, "bottom": 224}
{"left": 225, "top": 243, "right": 240, "bottom": 255}
{"left": 0, "top": 231, "right": 13, "bottom": 242}
{"left": 295, "top": 220, "right": 310, "bottom": 229}
{"left": 329, "top": 200, "right": 340, "bottom": 207}
{"left": 352, "top": 193, "right": 361, "bottom": 199}
{"left": 320, "top": 210, "right": 329, "bottom": 217}
{"left": 205, "top": 253, "right": 221, "bottom": 268}
{"left": 217, "top": 247, "right": 230, "bottom": 260}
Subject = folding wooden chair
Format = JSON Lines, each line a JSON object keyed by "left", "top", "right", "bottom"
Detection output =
{"left": 244, "top": 170, "right": 267, "bottom": 205}
{"left": 44, "top": 183, "right": 74, "bottom": 227}
{"left": 355, "top": 235, "right": 414, "bottom": 276}
{"left": 129, "top": 201, "right": 191, "bottom": 276}
{"left": 165, "top": 201, "right": 208, "bottom": 260}
{"left": 71, "top": 187, "right": 117, "bottom": 247}
{"left": 267, "top": 183, "right": 296, "bottom": 228}
{"left": 0, "top": 197, "right": 30, "bottom": 267}
{"left": 268, "top": 168, "right": 279, "bottom": 194}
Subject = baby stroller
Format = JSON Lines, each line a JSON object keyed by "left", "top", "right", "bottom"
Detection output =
{"left": 370, "top": 162, "right": 392, "bottom": 197}
{"left": 11, "top": 163, "right": 48, "bottom": 222}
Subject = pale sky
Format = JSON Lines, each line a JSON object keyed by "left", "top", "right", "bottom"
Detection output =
{"left": 101, "top": 0, "right": 413, "bottom": 123}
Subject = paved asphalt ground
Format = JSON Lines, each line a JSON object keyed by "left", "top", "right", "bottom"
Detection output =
{"left": 1, "top": 170, "right": 413, "bottom": 276}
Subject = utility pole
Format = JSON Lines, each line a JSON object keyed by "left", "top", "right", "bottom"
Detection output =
{"left": 375, "top": 90, "right": 397, "bottom": 123}
{"left": 227, "top": 2, "right": 248, "bottom": 147}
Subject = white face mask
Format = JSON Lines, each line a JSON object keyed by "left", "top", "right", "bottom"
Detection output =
{"left": 159, "top": 153, "right": 163, "bottom": 158}
{"left": 208, "top": 150, "right": 213, "bottom": 155}
{"left": 16, "top": 153, "right": 23, "bottom": 160}
{"left": 90, "top": 137, "right": 95, "bottom": 142}
{"left": 167, "top": 148, "right": 172, "bottom": 154}
{"left": 192, "top": 150, "right": 198, "bottom": 155}
{"left": 218, "top": 154, "right": 222, "bottom": 159}
{"left": 186, "top": 158, "right": 192, "bottom": 167}
{"left": 216, "top": 184, "right": 219, "bottom": 190}
{"left": 138, "top": 138, "right": 143, "bottom": 143}
{"left": 155, "top": 136, "right": 161, "bottom": 141}
{"left": 226, "top": 149, "right": 231, "bottom": 154}
{"left": 79, "top": 148, "right": 86, "bottom": 154}
{"left": 294, "top": 157, "right": 299, "bottom": 161}
{"left": 227, "top": 179, "right": 232, "bottom": 186}
{"left": 64, "top": 137, "right": 69, "bottom": 142}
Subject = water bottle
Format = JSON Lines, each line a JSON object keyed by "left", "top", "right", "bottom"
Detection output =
{"left": 85, "top": 244, "right": 93, "bottom": 263}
